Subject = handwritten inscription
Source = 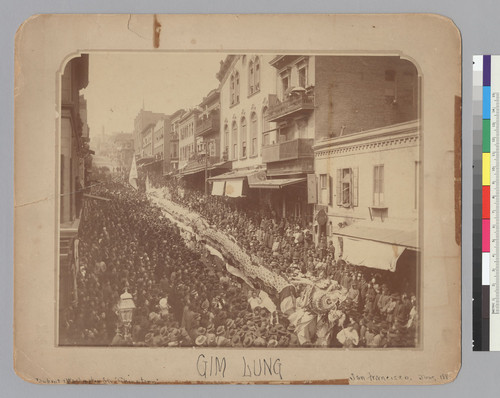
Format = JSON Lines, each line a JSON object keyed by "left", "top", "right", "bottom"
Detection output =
{"left": 196, "top": 354, "right": 226, "bottom": 378}
{"left": 195, "top": 354, "right": 283, "bottom": 379}
{"left": 349, "top": 372, "right": 452, "bottom": 384}
{"left": 242, "top": 356, "right": 283, "bottom": 380}
{"left": 349, "top": 373, "right": 412, "bottom": 383}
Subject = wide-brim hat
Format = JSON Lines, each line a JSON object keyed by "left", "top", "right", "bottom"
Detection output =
{"left": 216, "top": 325, "right": 226, "bottom": 336}
{"left": 231, "top": 334, "right": 242, "bottom": 346}
{"left": 243, "top": 335, "right": 255, "bottom": 347}
{"left": 267, "top": 339, "right": 278, "bottom": 348}
{"left": 196, "top": 327, "right": 207, "bottom": 336}
{"left": 160, "top": 326, "right": 169, "bottom": 336}
{"left": 195, "top": 335, "right": 207, "bottom": 346}
{"left": 145, "top": 332, "right": 154, "bottom": 345}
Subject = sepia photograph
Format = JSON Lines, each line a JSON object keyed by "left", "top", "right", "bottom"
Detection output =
{"left": 58, "top": 52, "right": 421, "bottom": 350}
{"left": 14, "top": 14, "right": 460, "bottom": 384}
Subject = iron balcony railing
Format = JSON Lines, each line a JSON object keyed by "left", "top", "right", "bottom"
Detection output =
{"left": 262, "top": 138, "right": 314, "bottom": 163}
{"left": 265, "top": 93, "right": 314, "bottom": 123}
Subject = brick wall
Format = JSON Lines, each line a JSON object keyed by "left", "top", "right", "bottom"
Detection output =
{"left": 314, "top": 56, "right": 418, "bottom": 140}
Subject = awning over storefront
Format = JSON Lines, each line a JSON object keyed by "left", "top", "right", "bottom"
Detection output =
{"left": 136, "top": 156, "right": 154, "bottom": 167}
{"left": 211, "top": 180, "right": 226, "bottom": 196}
{"left": 207, "top": 168, "right": 265, "bottom": 197}
{"left": 331, "top": 222, "right": 418, "bottom": 272}
{"left": 207, "top": 168, "right": 265, "bottom": 182}
{"left": 341, "top": 238, "right": 405, "bottom": 272}
{"left": 248, "top": 177, "right": 307, "bottom": 189}
{"left": 210, "top": 160, "right": 232, "bottom": 170}
{"left": 224, "top": 179, "right": 244, "bottom": 197}
{"left": 332, "top": 223, "right": 418, "bottom": 249}
{"left": 181, "top": 159, "right": 232, "bottom": 176}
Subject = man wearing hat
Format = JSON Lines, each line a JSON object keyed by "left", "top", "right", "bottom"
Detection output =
{"left": 195, "top": 335, "right": 208, "bottom": 347}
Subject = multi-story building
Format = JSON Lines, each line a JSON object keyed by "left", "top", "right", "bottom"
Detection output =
{"left": 310, "top": 56, "right": 419, "bottom": 283}
{"left": 147, "top": 117, "right": 171, "bottom": 178}
{"left": 112, "top": 132, "right": 134, "bottom": 173}
{"left": 140, "top": 123, "right": 155, "bottom": 159}
{"left": 133, "top": 109, "right": 165, "bottom": 159}
{"left": 59, "top": 54, "right": 90, "bottom": 319}
{"left": 179, "top": 89, "right": 231, "bottom": 192}
{"left": 196, "top": 89, "right": 220, "bottom": 158}
{"left": 243, "top": 54, "right": 419, "bottom": 226}
{"left": 208, "top": 54, "right": 277, "bottom": 199}
{"left": 60, "top": 54, "right": 90, "bottom": 226}
{"left": 178, "top": 109, "right": 199, "bottom": 170}
{"left": 153, "top": 119, "right": 165, "bottom": 160}
{"left": 166, "top": 109, "right": 184, "bottom": 174}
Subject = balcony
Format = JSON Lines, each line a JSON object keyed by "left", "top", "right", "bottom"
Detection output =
{"left": 262, "top": 138, "right": 314, "bottom": 163}
{"left": 196, "top": 114, "right": 220, "bottom": 137}
{"left": 265, "top": 92, "right": 314, "bottom": 123}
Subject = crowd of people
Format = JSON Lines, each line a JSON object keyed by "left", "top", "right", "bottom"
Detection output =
{"left": 59, "top": 174, "right": 419, "bottom": 348}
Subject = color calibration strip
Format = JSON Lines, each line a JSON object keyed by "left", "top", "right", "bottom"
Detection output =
{"left": 473, "top": 55, "right": 500, "bottom": 351}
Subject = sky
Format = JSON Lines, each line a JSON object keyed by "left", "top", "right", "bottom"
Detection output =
{"left": 81, "top": 52, "right": 225, "bottom": 138}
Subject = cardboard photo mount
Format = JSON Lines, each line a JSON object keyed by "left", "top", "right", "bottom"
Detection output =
{"left": 14, "top": 14, "right": 461, "bottom": 385}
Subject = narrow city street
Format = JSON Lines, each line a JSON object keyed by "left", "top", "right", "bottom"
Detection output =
{"left": 59, "top": 176, "right": 419, "bottom": 349}
{"left": 58, "top": 52, "right": 422, "bottom": 350}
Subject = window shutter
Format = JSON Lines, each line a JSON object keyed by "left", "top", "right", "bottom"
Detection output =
{"left": 336, "top": 169, "right": 342, "bottom": 205}
{"left": 352, "top": 167, "right": 359, "bottom": 207}
{"left": 317, "top": 174, "right": 321, "bottom": 204}
{"left": 307, "top": 174, "right": 317, "bottom": 204}
{"left": 328, "top": 175, "right": 333, "bottom": 205}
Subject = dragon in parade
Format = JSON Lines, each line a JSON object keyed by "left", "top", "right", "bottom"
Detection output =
{"left": 147, "top": 186, "right": 349, "bottom": 346}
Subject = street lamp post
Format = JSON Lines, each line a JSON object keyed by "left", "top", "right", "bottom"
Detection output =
{"left": 117, "top": 288, "right": 136, "bottom": 343}
{"left": 204, "top": 139, "right": 215, "bottom": 196}
{"left": 205, "top": 149, "right": 208, "bottom": 196}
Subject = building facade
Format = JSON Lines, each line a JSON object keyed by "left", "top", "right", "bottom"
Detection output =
{"left": 178, "top": 109, "right": 200, "bottom": 170}
{"left": 166, "top": 109, "right": 184, "bottom": 174}
{"left": 196, "top": 89, "right": 220, "bottom": 159}
{"left": 146, "top": 117, "right": 170, "bottom": 178}
{"left": 313, "top": 120, "right": 420, "bottom": 286}
{"left": 140, "top": 123, "right": 155, "bottom": 159}
{"left": 60, "top": 54, "right": 90, "bottom": 226}
{"left": 178, "top": 89, "right": 233, "bottom": 192}
{"left": 133, "top": 109, "right": 165, "bottom": 159}
{"left": 218, "top": 54, "right": 276, "bottom": 170}
{"left": 311, "top": 56, "right": 420, "bottom": 283}
{"left": 209, "top": 54, "right": 277, "bottom": 199}
{"left": 59, "top": 54, "right": 90, "bottom": 318}
{"left": 153, "top": 119, "right": 165, "bottom": 160}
